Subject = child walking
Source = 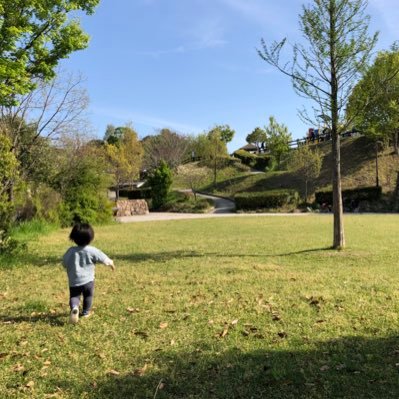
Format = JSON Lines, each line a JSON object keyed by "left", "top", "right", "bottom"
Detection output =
{"left": 62, "top": 223, "right": 115, "bottom": 324}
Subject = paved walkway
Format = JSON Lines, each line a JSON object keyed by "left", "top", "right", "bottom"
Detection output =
{"left": 117, "top": 211, "right": 310, "bottom": 223}
{"left": 116, "top": 191, "right": 310, "bottom": 223}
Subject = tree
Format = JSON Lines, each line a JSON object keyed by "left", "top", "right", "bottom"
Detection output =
{"left": 209, "top": 124, "right": 235, "bottom": 144}
{"left": 347, "top": 47, "right": 399, "bottom": 173}
{"left": 177, "top": 164, "right": 210, "bottom": 201}
{"left": 246, "top": 127, "right": 267, "bottom": 153}
{"left": 148, "top": 161, "right": 172, "bottom": 209}
{"left": 105, "top": 126, "right": 144, "bottom": 200}
{"left": 289, "top": 145, "right": 322, "bottom": 203}
{"left": 51, "top": 134, "right": 112, "bottom": 226}
{"left": 0, "top": 134, "right": 19, "bottom": 229}
{"left": 265, "top": 116, "right": 292, "bottom": 168}
{"left": 143, "top": 128, "right": 190, "bottom": 170}
{"left": 204, "top": 129, "right": 229, "bottom": 186}
{"left": 0, "top": 72, "right": 89, "bottom": 199}
{"left": 258, "top": 0, "right": 378, "bottom": 249}
{"left": 0, "top": 0, "right": 99, "bottom": 106}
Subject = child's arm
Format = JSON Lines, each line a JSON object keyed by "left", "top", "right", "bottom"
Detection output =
{"left": 90, "top": 247, "right": 115, "bottom": 271}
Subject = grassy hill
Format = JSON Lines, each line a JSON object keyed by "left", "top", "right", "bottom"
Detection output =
{"left": 196, "top": 136, "right": 399, "bottom": 204}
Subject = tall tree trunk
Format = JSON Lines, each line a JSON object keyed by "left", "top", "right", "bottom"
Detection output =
{"left": 332, "top": 132, "right": 345, "bottom": 249}
{"left": 330, "top": 1, "right": 345, "bottom": 250}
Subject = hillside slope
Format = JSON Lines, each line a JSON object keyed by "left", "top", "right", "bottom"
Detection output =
{"left": 202, "top": 136, "right": 399, "bottom": 201}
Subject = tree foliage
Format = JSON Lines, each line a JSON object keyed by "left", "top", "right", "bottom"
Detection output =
{"left": 347, "top": 47, "right": 399, "bottom": 154}
{"left": 148, "top": 161, "right": 173, "bottom": 209}
{"left": 265, "top": 116, "right": 292, "bottom": 167}
{"left": 177, "top": 164, "right": 210, "bottom": 200}
{"left": 105, "top": 126, "right": 144, "bottom": 200}
{"left": 289, "top": 145, "right": 322, "bottom": 203}
{"left": 246, "top": 127, "right": 267, "bottom": 153}
{"left": 143, "top": 128, "right": 190, "bottom": 170}
{"left": 258, "top": 0, "right": 378, "bottom": 249}
{"left": 52, "top": 135, "right": 112, "bottom": 226}
{"left": 0, "top": 0, "right": 98, "bottom": 106}
{"left": 209, "top": 124, "right": 235, "bottom": 144}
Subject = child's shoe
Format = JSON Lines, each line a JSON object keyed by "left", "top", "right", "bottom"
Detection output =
{"left": 81, "top": 311, "right": 91, "bottom": 319}
{"left": 69, "top": 306, "right": 79, "bottom": 324}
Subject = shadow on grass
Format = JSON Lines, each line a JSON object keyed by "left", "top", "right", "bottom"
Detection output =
{"left": 0, "top": 312, "right": 66, "bottom": 326}
{"left": 51, "top": 335, "right": 399, "bottom": 398}
{"left": 112, "top": 247, "right": 331, "bottom": 264}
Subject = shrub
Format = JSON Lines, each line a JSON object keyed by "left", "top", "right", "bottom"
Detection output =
{"left": 233, "top": 150, "right": 272, "bottom": 170}
{"left": 233, "top": 150, "right": 257, "bottom": 167}
{"left": 315, "top": 186, "right": 382, "bottom": 208}
{"left": 148, "top": 161, "right": 173, "bottom": 210}
{"left": 235, "top": 190, "right": 299, "bottom": 210}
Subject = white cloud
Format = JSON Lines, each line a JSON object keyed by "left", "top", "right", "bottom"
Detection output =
{"left": 91, "top": 106, "right": 202, "bottom": 134}
{"left": 135, "top": 46, "right": 186, "bottom": 58}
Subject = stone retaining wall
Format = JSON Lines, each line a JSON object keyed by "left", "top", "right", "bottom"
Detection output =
{"left": 116, "top": 199, "right": 149, "bottom": 216}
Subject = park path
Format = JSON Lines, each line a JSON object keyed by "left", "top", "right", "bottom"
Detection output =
{"left": 116, "top": 191, "right": 311, "bottom": 223}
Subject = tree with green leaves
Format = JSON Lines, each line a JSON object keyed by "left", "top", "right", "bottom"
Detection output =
{"left": 265, "top": 116, "right": 292, "bottom": 168}
{"left": 206, "top": 128, "right": 229, "bottom": 185}
{"left": 246, "top": 127, "right": 267, "bottom": 153}
{"left": 0, "top": 0, "right": 99, "bottom": 106}
{"left": 289, "top": 145, "right": 322, "bottom": 203}
{"left": 347, "top": 46, "right": 399, "bottom": 169}
{"left": 148, "top": 161, "right": 172, "bottom": 209}
{"left": 258, "top": 0, "right": 378, "bottom": 249}
{"left": 51, "top": 134, "right": 112, "bottom": 226}
{"left": 0, "top": 134, "right": 19, "bottom": 252}
{"left": 105, "top": 126, "right": 144, "bottom": 200}
{"left": 209, "top": 124, "right": 235, "bottom": 144}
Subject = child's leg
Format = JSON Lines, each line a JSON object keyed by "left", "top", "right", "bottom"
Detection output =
{"left": 69, "top": 286, "right": 83, "bottom": 309}
{"left": 82, "top": 281, "right": 95, "bottom": 315}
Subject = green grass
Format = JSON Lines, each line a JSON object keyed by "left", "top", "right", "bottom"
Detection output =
{"left": 1, "top": 215, "right": 399, "bottom": 398}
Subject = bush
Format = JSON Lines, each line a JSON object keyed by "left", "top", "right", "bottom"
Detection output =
{"left": 233, "top": 150, "right": 272, "bottom": 170}
{"left": 315, "top": 186, "right": 382, "bottom": 209}
{"left": 235, "top": 190, "right": 299, "bottom": 210}
{"left": 233, "top": 150, "right": 257, "bottom": 167}
{"left": 148, "top": 161, "right": 173, "bottom": 210}
{"left": 161, "top": 191, "right": 212, "bottom": 213}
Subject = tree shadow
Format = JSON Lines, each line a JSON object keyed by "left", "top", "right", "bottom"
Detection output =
{"left": 112, "top": 250, "right": 207, "bottom": 264}
{"left": 51, "top": 335, "right": 399, "bottom": 398}
{"left": 112, "top": 248, "right": 331, "bottom": 264}
{"left": 0, "top": 312, "right": 66, "bottom": 326}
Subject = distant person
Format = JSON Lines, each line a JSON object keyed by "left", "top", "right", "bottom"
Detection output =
{"left": 62, "top": 223, "right": 115, "bottom": 324}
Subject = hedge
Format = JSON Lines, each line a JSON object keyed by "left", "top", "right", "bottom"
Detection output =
{"left": 235, "top": 190, "right": 299, "bottom": 210}
{"left": 315, "top": 186, "right": 382, "bottom": 206}
{"left": 233, "top": 150, "right": 272, "bottom": 170}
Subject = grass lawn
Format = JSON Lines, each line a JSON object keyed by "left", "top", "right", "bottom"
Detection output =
{"left": 1, "top": 215, "right": 399, "bottom": 398}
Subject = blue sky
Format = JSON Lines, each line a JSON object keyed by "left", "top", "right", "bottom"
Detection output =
{"left": 62, "top": 0, "right": 399, "bottom": 152}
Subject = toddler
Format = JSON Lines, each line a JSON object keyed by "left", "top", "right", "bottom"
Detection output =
{"left": 62, "top": 223, "right": 115, "bottom": 324}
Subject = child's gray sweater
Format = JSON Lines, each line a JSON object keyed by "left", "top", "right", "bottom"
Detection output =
{"left": 63, "top": 245, "right": 113, "bottom": 287}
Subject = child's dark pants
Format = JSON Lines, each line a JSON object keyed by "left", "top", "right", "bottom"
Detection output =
{"left": 69, "top": 281, "right": 94, "bottom": 314}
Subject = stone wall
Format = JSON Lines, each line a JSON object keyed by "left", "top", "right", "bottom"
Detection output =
{"left": 116, "top": 199, "right": 149, "bottom": 216}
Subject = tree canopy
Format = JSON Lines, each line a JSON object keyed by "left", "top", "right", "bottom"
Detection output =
{"left": 0, "top": 0, "right": 99, "bottom": 106}
{"left": 265, "top": 117, "right": 291, "bottom": 167}
{"left": 347, "top": 46, "right": 399, "bottom": 154}
{"left": 246, "top": 127, "right": 267, "bottom": 153}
